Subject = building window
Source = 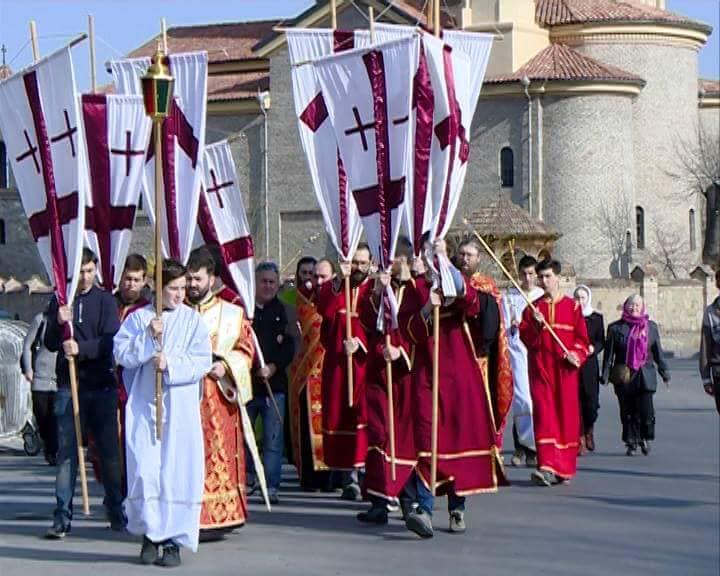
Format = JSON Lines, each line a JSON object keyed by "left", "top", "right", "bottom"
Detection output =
{"left": 500, "top": 147, "right": 514, "bottom": 188}
{"left": 636, "top": 207, "right": 645, "bottom": 250}
{"left": 689, "top": 209, "right": 696, "bottom": 251}
{"left": 0, "top": 219, "right": 5, "bottom": 245}
{"left": 0, "top": 141, "right": 7, "bottom": 188}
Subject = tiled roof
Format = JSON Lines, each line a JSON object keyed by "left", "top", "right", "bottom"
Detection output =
{"left": 464, "top": 195, "right": 559, "bottom": 239}
{"left": 128, "top": 20, "right": 278, "bottom": 64}
{"left": 208, "top": 71, "right": 269, "bottom": 102}
{"left": 699, "top": 79, "right": 720, "bottom": 97}
{"left": 486, "top": 43, "right": 643, "bottom": 84}
{"left": 535, "top": 0, "right": 710, "bottom": 31}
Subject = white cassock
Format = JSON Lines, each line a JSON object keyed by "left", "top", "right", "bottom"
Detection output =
{"left": 502, "top": 286, "right": 544, "bottom": 451}
{"left": 113, "top": 303, "right": 212, "bottom": 551}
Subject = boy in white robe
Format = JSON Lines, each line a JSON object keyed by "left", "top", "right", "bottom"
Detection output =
{"left": 114, "top": 259, "right": 211, "bottom": 567}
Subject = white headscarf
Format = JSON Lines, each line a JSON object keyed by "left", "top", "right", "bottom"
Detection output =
{"left": 574, "top": 284, "right": 593, "bottom": 318}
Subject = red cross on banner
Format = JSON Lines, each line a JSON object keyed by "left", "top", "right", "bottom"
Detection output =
{"left": 344, "top": 106, "right": 375, "bottom": 152}
{"left": 50, "top": 109, "right": 77, "bottom": 158}
{"left": 16, "top": 129, "right": 41, "bottom": 173}
{"left": 111, "top": 130, "right": 145, "bottom": 177}
{"left": 206, "top": 169, "right": 233, "bottom": 209}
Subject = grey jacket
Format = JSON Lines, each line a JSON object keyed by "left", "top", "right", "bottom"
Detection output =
{"left": 602, "top": 319, "right": 670, "bottom": 393}
{"left": 21, "top": 313, "right": 57, "bottom": 392}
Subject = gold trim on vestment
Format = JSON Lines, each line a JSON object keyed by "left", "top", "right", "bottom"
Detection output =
{"left": 322, "top": 423, "right": 367, "bottom": 435}
{"left": 367, "top": 445, "right": 417, "bottom": 466}
{"left": 537, "top": 438, "right": 579, "bottom": 449}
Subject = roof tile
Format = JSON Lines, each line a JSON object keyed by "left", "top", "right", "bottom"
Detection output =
{"left": 464, "top": 195, "right": 559, "bottom": 239}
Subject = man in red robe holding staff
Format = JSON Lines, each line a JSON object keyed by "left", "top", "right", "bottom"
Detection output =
{"left": 520, "top": 259, "right": 589, "bottom": 487}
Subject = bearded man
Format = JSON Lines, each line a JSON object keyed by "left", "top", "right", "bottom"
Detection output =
{"left": 185, "top": 246, "right": 256, "bottom": 538}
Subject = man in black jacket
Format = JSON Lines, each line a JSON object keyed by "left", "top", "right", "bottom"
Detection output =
{"left": 44, "top": 248, "right": 124, "bottom": 538}
{"left": 247, "top": 261, "right": 295, "bottom": 504}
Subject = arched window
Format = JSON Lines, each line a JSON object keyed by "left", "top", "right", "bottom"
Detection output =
{"left": 0, "top": 219, "right": 5, "bottom": 245}
{"left": 500, "top": 147, "right": 514, "bottom": 188}
{"left": 0, "top": 141, "right": 7, "bottom": 189}
{"left": 636, "top": 207, "right": 645, "bottom": 250}
{"left": 689, "top": 208, "right": 696, "bottom": 252}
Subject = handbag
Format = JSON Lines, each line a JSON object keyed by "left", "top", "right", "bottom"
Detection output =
{"left": 609, "top": 363, "right": 633, "bottom": 386}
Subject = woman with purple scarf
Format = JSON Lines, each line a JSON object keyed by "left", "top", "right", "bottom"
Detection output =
{"left": 602, "top": 294, "right": 670, "bottom": 456}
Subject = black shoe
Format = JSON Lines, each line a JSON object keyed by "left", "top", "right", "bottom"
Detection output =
{"left": 399, "top": 498, "right": 416, "bottom": 522}
{"left": 340, "top": 484, "right": 362, "bottom": 502}
{"left": 156, "top": 543, "right": 181, "bottom": 568}
{"left": 448, "top": 510, "right": 466, "bottom": 533}
{"left": 639, "top": 440, "right": 651, "bottom": 455}
{"left": 356, "top": 506, "right": 388, "bottom": 525}
{"left": 405, "top": 509, "right": 434, "bottom": 539}
{"left": 140, "top": 536, "right": 159, "bottom": 565}
{"left": 45, "top": 522, "right": 71, "bottom": 539}
{"left": 110, "top": 517, "right": 127, "bottom": 532}
{"left": 625, "top": 444, "right": 637, "bottom": 456}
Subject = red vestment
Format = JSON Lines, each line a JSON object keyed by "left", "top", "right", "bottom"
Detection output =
{"left": 358, "top": 282, "right": 416, "bottom": 500}
{"left": 316, "top": 279, "right": 371, "bottom": 469}
{"left": 520, "top": 295, "right": 589, "bottom": 479}
{"left": 401, "top": 277, "right": 507, "bottom": 496}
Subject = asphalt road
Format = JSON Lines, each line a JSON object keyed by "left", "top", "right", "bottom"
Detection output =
{"left": 0, "top": 358, "right": 718, "bottom": 576}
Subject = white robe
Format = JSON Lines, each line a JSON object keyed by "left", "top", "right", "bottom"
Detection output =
{"left": 502, "top": 286, "right": 544, "bottom": 451}
{"left": 114, "top": 303, "right": 212, "bottom": 551}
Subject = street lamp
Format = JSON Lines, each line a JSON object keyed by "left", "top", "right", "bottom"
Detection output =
{"left": 141, "top": 45, "right": 174, "bottom": 441}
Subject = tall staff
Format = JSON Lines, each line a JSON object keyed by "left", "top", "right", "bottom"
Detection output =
{"left": 141, "top": 33, "right": 175, "bottom": 440}
{"left": 29, "top": 20, "right": 91, "bottom": 517}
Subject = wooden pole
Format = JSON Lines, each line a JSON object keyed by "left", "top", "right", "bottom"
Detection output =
{"left": 426, "top": 1, "right": 434, "bottom": 32}
{"left": 430, "top": 303, "right": 440, "bottom": 495}
{"left": 344, "top": 272, "right": 354, "bottom": 407}
{"left": 464, "top": 221, "right": 572, "bottom": 357}
{"left": 88, "top": 15, "right": 97, "bottom": 93}
{"left": 29, "top": 21, "right": 40, "bottom": 62}
{"left": 434, "top": 0, "right": 441, "bottom": 37}
{"left": 153, "top": 121, "right": 164, "bottom": 441}
{"left": 369, "top": 6, "right": 375, "bottom": 43}
{"left": 385, "top": 334, "right": 397, "bottom": 481}
{"left": 29, "top": 25, "right": 90, "bottom": 516}
{"left": 330, "top": 0, "right": 337, "bottom": 30}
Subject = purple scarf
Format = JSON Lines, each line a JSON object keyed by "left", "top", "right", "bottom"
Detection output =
{"left": 622, "top": 306, "right": 649, "bottom": 371}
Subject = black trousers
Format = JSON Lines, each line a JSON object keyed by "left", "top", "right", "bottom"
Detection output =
{"left": 32, "top": 390, "right": 57, "bottom": 458}
{"left": 616, "top": 388, "right": 655, "bottom": 445}
{"left": 579, "top": 374, "right": 600, "bottom": 432}
{"left": 713, "top": 381, "right": 720, "bottom": 415}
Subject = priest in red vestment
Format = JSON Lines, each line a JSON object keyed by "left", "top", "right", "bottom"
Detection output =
{"left": 400, "top": 240, "right": 507, "bottom": 539}
{"left": 520, "top": 258, "right": 589, "bottom": 486}
{"left": 186, "top": 247, "right": 255, "bottom": 538}
{"left": 315, "top": 244, "right": 373, "bottom": 500}
{"left": 356, "top": 253, "right": 416, "bottom": 524}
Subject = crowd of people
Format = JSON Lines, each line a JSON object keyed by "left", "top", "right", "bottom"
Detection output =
{"left": 18, "top": 237, "right": 719, "bottom": 567}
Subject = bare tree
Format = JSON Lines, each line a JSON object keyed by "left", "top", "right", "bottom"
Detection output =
{"left": 593, "top": 193, "right": 633, "bottom": 279}
{"left": 647, "top": 220, "right": 685, "bottom": 279}
{"left": 669, "top": 122, "right": 720, "bottom": 267}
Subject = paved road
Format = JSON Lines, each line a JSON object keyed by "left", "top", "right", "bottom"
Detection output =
{"left": 0, "top": 358, "right": 718, "bottom": 576}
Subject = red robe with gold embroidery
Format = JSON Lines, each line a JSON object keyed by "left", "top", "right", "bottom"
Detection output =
{"left": 192, "top": 293, "right": 255, "bottom": 530}
{"left": 401, "top": 277, "right": 507, "bottom": 496}
{"left": 316, "top": 279, "right": 371, "bottom": 469}
{"left": 358, "top": 282, "right": 416, "bottom": 500}
{"left": 519, "top": 295, "right": 589, "bottom": 479}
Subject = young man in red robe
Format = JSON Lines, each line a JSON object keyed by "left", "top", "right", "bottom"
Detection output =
{"left": 400, "top": 239, "right": 506, "bottom": 538}
{"left": 520, "top": 258, "right": 589, "bottom": 487}
{"left": 356, "top": 246, "right": 416, "bottom": 525}
{"left": 315, "top": 244, "right": 373, "bottom": 500}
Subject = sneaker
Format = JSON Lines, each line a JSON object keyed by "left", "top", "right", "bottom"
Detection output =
{"left": 340, "top": 483, "right": 362, "bottom": 502}
{"left": 156, "top": 542, "right": 181, "bottom": 568}
{"left": 448, "top": 510, "right": 466, "bottom": 533}
{"left": 625, "top": 444, "right": 637, "bottom": 456}
{"left": 552, "top": 475, "right": 569, "bottom": 485}
{"left": 140, "top": 536, "right": 159, "bottom": 565}
{"left": 269, "top": 491, "right": 280, "bottom": 505}
{"left": 509, "top": 451, "right": 523, "bottom": 467}
{"left": 399, "top": 498, "right": 416, "bottom": 522}
{"left": 356, "top": 505, "right": 388, "bottom": 525}
{"left": 45, "top": 522, "right": 70, "bottom": 539}
{"left": 639, "top": 440, "right": 651, "bottom": 456}
{"left": 405, "top": 509, "right": 434, "bottom": 539}
{"left": 531, "top": 470, "right": 552, "bottom": 487}
{"left": 525, "top": 452, "right": 538, "bottom": 468}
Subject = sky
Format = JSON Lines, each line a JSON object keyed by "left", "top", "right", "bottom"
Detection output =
{"left": 0, "top": 0, "right": 718, "bottom": 90}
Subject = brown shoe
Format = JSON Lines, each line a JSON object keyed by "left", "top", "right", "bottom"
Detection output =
{"left": 585, "top": 430, "right": 595, "bottom": 452}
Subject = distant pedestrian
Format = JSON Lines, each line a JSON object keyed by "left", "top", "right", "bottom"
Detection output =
{"left": 602, "top": 294, "right": 670, "bottom": 456}
{"left": 21, "top": 308, "right": 58, "bottom": 465}
{"left": 699, "top": 269, "right": 720, "bottom": 415}
{"left": 573, "top": 285, "right": 604, "bottom": 453}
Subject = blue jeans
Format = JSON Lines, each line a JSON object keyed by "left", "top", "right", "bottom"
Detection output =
{"left": 405, "top": 472, "right": 465, "bottom": 516}
{"left": 54, "top": 387, "right": 124, "bottom": 527}
{"left": 246, "top": 393, "right": 285, "bottom": 492}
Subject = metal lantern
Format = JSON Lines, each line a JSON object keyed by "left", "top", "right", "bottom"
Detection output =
{"left": 141, "top": 46, "right": 174, "bottom": 120}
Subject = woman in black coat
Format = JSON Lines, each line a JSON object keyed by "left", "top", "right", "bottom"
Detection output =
{"left": 602, "top": 294, "right": 670, "bottom": 456}
{"left": 573, "top": 285, "right": 604, "bottom": 453}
